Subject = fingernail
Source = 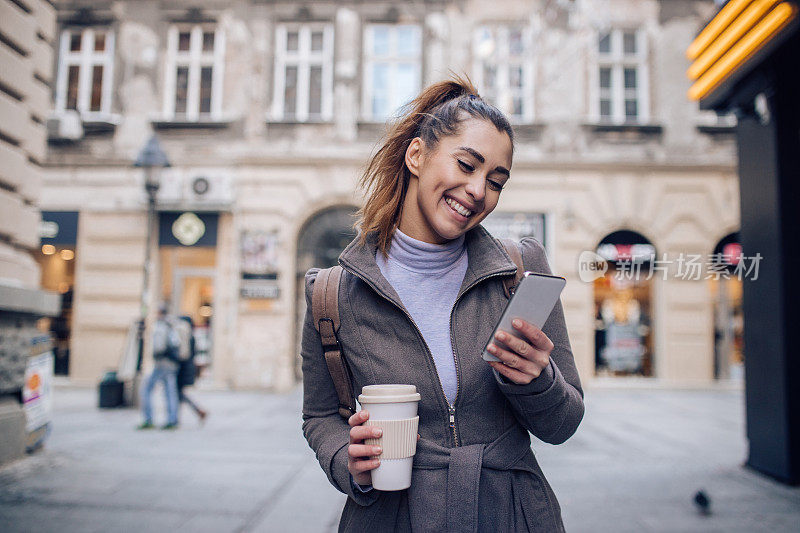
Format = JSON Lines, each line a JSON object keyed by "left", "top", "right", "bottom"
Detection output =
{"left": 375, "top": 429, "right": 382, "bottom": 437}
{"left": 374, "top": 446, "right": 382, "bottom": 454}
{"left": 496, "top": 332, "right": 506, "bottom": 341}
{"left": 512, "top": 319, "right": 522, "bottom": 328}
{"left": 487, "top": 344, "right": 497, "bottom": 354}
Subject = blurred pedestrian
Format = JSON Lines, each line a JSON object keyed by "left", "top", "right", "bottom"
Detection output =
{"left": 137, "top": 303, "right": 180, "bottom": 430}
{"left": 175, "top": 315, "right": 207, "bottom": 423}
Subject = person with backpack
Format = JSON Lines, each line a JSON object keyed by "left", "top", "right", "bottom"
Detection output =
{"left": 137, "top": 303, "right": 181, "bottom": 430}
{"left": 175, "top": 315, "right": 207, "bottom": 423}
{"left": 300, "top": 77, "right": 584, "bottom": 532}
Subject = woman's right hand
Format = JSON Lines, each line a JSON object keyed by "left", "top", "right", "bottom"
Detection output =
{"left": 347, "top": 410, "right": 383, "bottom": 486}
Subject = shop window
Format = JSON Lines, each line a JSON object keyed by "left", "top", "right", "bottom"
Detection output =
{"left": 710, "top": 232, "right": 744, "bottom": 380}
{"left": 362, "top": 24, "right": 422, "bottom": 120}
{"left": 595, "top": 29, "right": 649, "bottom": 124}
{"left": 272, "top": 23, "right": 334, "bottom": 122}
{"left": 163, "top": 25, "right": 225, "bottom": 121}
{"left": 594, "top": 230, "right": 655, "bottom": 377}
{"left": 473, "top": 25, "right": 533, "bottom": 122}
{"left": 55, "top": 28, "right": 115, "bottom": 118}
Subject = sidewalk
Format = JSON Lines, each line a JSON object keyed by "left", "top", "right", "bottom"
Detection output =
{"left": 0, "top": 385, "right": 798, "bottom": 532}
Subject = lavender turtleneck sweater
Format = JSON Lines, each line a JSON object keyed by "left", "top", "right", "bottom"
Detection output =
{"left": 376, "top": 229, "right": 468, "bottom": 404}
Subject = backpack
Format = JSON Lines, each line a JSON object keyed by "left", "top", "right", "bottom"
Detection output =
{"left": 152, "top": 319, "right": 181, "bottom": 362}
{"left": 312, "top": 238, "right": 524, "bottom": 419}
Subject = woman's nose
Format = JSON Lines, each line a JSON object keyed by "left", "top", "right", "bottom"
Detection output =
{"left": 465, "top": 175, "right": 486, "bottom": 203}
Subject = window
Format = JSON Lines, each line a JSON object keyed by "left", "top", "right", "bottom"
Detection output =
{"left": 595, "top": 29, "right": 649, "bottom": 124}
{"left": 272, "top": 24, "right": 334, "bottom": 121}
{"left": 163, "top": 25, "right": 225, "bottom": 121}
{"left": 362, "top": 24, "right": 422, "bottom": 121}
{"left": 55, "top": 28, "right": 115, "bottom": 118}
{"left": 473, "top": 25, "right": 533, "bottom": 122}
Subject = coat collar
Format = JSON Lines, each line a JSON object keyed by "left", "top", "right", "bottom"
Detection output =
{"left": 338, "top": 225, "right": 518, "bottom": 307}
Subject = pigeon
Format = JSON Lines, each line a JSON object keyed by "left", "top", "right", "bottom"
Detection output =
{"left": 694, "top": 490, "right": 712, "bottom": 516}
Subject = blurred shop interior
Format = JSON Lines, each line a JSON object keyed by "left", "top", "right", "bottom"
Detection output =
{"left": 35, "top": 211, "right": 78, "bottom": 376}
{"left": 158, "top": 211, "right": 218, "bottom": 371}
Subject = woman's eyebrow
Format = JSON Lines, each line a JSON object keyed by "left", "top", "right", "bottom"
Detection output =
{"left": 458, "top": 146, "right": 485, "bottom": 163}
{"left": 458, "top": 146, "right": 510, "bottom": 177}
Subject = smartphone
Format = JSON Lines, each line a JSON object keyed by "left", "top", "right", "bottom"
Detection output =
{"left": 482, "top": 272, "right": 567, "bottom": 362}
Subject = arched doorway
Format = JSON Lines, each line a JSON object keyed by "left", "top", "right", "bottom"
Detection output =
{"left": 294, "top": 206, "right": 358, "bottom": 380}
{"left": 710, "top": 232, "right": 744, "bottom": 380}
{"left": 593, "top": 230, "right": 656, "bottom": 377}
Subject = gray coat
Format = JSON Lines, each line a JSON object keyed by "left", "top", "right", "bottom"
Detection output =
{"left": 301, "top": 225, "right": 585, "bottom": 532}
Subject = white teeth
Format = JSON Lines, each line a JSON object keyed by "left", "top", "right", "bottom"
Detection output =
{"left": 445, "top": 197, "right": 473, "bottom": 217}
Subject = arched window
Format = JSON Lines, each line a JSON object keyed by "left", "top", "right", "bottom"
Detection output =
{"left": 594, "top": 230, "right": 655, "bottom": 377}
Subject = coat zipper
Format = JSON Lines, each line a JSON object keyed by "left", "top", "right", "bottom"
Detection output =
{"left": 342, "top": 264, "right": 516, "bottom": 449}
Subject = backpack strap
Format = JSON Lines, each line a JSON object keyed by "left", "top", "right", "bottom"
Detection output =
{"left": 311, "top": 265, "right": 356, "bottom": 419}
{"left": 499, "top": 238, "right": 525, "bottom": 299}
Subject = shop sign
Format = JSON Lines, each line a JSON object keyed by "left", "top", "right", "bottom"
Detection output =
{"left": 40, "top": 211, "right": 79, "bottom": 245}
{"left": 172, "top": 212, "right": 205, "bottom": 245}
{"left": 158, "top": 211, "right": 218, "bottom": 247}
{"left": 597, "top": 243, "right": 656, "bottom": 263}
{"left": 23, "top": 351, "right": 54, "bottom": 433}
{"left": 241, "top": 230, "right": 280, "bottom": 299}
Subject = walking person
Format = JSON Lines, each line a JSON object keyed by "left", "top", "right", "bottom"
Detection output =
{"left": 137, "top": 303, "right": 181, "bottom": 430}
{"left": 300, "top": 77, "right": 584, "bottom": 531}
{"left": 175, "top": 315, "right": 207, "bottom": 423}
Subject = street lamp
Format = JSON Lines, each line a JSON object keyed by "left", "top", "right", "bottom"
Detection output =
{"left": 134, "top": 135, "right": 170, "bottom": 373}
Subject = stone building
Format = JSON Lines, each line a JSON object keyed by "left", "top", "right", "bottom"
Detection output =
{"left": 0, "top": 0, "right": 59, "bottom": 465}
{"left": 40, "top": 0, "right": 742, "bottom": 391}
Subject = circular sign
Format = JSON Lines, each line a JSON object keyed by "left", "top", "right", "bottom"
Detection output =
{"left": 172, "top": 212, "right": 206, "bottom": 246}
{"left": 192, "top": 176, "right": 210, "bottom": 195}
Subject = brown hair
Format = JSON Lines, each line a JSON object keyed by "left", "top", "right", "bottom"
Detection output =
{"left": 355, "top": 75, "right": 514, "bottom": 255}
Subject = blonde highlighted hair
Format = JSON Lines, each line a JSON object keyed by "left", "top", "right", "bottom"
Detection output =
{"left": 355, "top": 75, "right": 514, "bottom": 255}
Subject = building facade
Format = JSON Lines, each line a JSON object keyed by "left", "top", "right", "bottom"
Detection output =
{"left": 41, "top": 0, "right": 742, "bottom": 391}
{"left": 0, "top": 0, "right": 59, "bottom": 465}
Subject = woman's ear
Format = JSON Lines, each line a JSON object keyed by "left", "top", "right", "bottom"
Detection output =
{"left": 405, "top": 137, "right": 424, "bottom": 178}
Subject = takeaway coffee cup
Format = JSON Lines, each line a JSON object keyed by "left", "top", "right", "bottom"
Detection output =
{"left": 359, "top": 384, "right": 421, "bottom": 491}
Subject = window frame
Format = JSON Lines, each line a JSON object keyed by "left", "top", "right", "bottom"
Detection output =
{"left": 361, "top": 23, "right": 423, "bottom": 122}
{"left": 271, "top": 23, "right": 334, "bottom": 122}
{"left": 472, "top": 24, "right": 534, "bottom": 123}
{"left": 162, "top": 24, "right": 226, "bottom": 122}
{"left": 591, "top": 28, "right": 650, "bottom": 125}
{"left": 54, "top": 27, "right": 116, "bottom": 119}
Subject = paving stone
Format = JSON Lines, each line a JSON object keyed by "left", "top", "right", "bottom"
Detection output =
{"left": 1, "top": 385, "right": 798, "bottom": 532}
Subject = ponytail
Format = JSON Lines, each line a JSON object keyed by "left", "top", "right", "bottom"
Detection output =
{"left": 355, "top": 74, "right": 514, "bottom": 255}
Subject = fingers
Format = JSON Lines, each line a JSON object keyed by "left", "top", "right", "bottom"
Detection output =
{"left": 487, "top": 341, "right": 542, "bottom": 377}
{"left": 350, "top": 424, "right": 382, "bottom": 443}
{"left": 348, "top": 409, "right": 369, "bottom": 427}
{"left": 347, "top": 412, "right": 382, "bottom": 480}
{"left": 489, "top": 360, "right": 533, "bottom": 385}
{"left": 350, "top": 455, "right": 381, "bottom": 475}
{"left": 511, "top": 319, "right": 555, "bottom": 352}
{"left": 348, "top": 443, "right": 382, "bottom": 459}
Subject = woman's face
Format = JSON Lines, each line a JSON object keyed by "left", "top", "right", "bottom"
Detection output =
{"left": 400, "top": 117, "right": 513, "bottom": 244}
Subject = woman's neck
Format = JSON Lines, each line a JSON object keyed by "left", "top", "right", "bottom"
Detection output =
{"left": 383, "top": 228, "right": 466, "bottom": 274}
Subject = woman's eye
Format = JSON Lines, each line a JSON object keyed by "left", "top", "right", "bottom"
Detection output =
{"left": 488, "top": 180, "right": 504, "bottom": 191}
{"left": 457, "top": 160, "right": 474, "bottom": 172}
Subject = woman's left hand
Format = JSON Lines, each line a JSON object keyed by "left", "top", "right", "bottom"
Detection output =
{"left": 486, "top": 319, "right": 554, "bottom": 385}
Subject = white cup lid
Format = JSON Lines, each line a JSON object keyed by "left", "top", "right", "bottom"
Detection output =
{"left": 358, "top": 384, "right": 421, "bottom": 404}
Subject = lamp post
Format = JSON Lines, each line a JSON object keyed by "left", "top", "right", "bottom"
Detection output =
{"left": 134, "top": 135, "right": 170, "bottom": 373}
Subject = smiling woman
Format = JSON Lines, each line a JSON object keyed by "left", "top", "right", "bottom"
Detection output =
{"left": 300, "top": 76, "right": 584, "bottom": 532}
{"left": 355, "top": 77, "right": 515, "bottom": 253}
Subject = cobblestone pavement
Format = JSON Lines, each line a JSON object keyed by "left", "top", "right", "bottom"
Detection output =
{"left": 0, "top": 384, "right": 798, "bottom": 532}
